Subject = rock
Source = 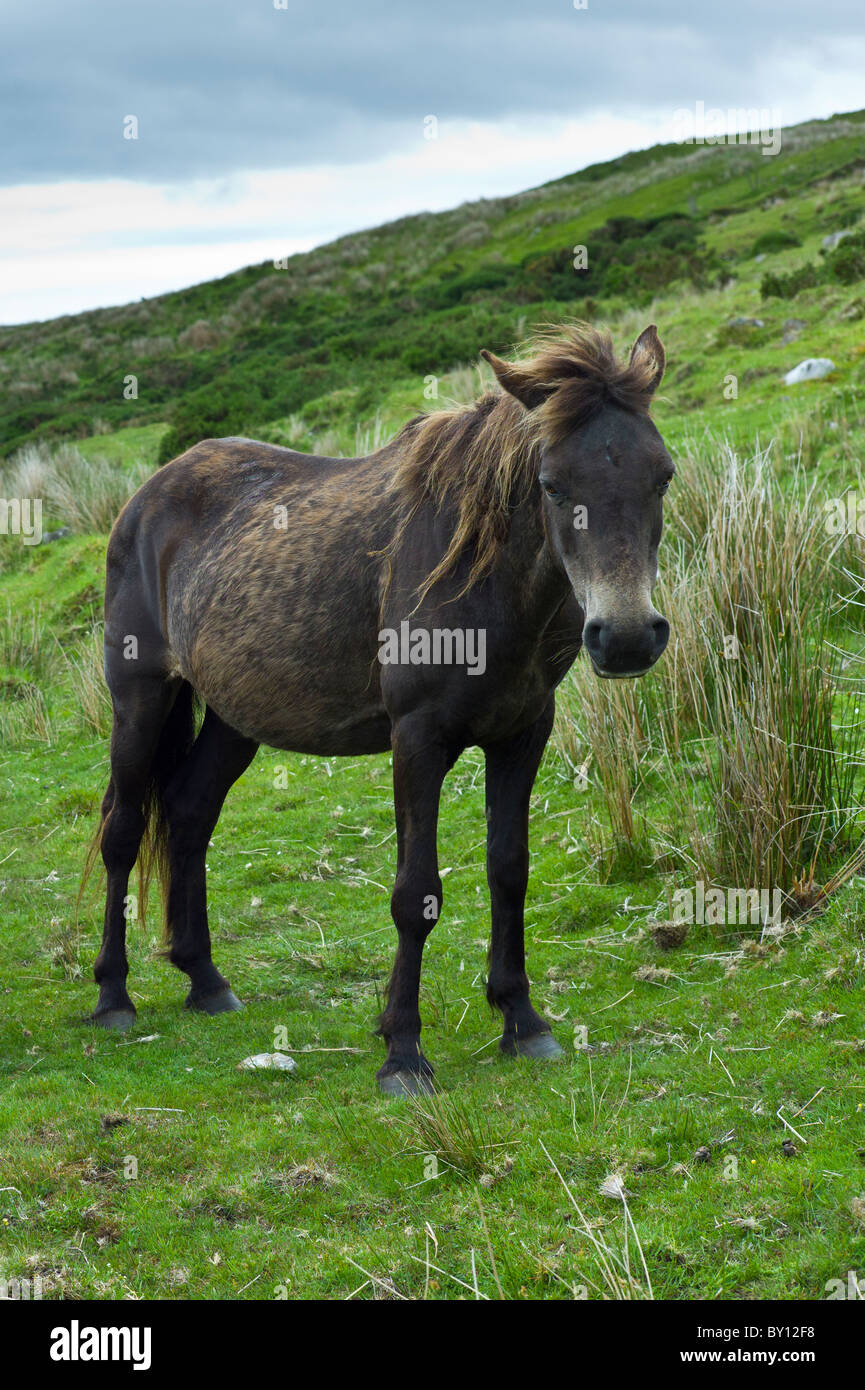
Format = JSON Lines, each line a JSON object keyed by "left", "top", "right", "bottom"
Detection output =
{"left": 237, "top": 1051, "right": 298, "bottom": 1072}
{"left": 728, "top": 316, "right": 764, "bottom": 328}
{"left": 755, "top": 253, "right": 766, "bottom": 263}
{"left": 599, "top": 1172, "right": 630, "bottom": 1200}
{"left": 783, "top": 358, "right": 835, "bottom": 385}
{"left": 822, "top": 229, "right": 853, "bottom": 250}
{"left": 39, "top": 527, "right": 72, "bottom": 545}
{"left": 783, "top": 318, "right": 807, "bottom": 331}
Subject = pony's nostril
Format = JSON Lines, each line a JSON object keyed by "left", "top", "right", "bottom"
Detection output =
{"left": 652, "top": 617, "right": 670, "bottom": 653}
{"left": 583, "top": 619, "right": 604, "bottom": 654}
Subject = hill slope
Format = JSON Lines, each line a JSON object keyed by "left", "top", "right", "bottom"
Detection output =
{"left": 2, "top": 108, "right": 864, "bottom": 464}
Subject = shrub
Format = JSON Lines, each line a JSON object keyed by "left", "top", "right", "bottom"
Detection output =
{"left": 178, "top": 319, "right": 221, "bottom": 351}
{"left": 826, "top": 231, "right": 865, "bottom": 285}
{"left": 752, "top": 229, "right": 801, "bottom": 255}
{"left": 760, "top": 263, "right": 821, "bottom": 298}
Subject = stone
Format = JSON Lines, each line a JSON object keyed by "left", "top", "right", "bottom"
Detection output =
{"left": 822, "top": 229, "right": 853, "bottom": 250}
{"left": 783, "top": 358, "right": 835, "bottom": 385}
{"left": 237, "top": 1052, "right": 298, "bottom": 1072}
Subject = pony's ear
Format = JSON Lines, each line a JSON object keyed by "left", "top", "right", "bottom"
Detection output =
{"left": 629, "top": 325, "right": 665, "bottom": 394}
{"left": 480, "top": 348, "right": 551, "bottom": 411}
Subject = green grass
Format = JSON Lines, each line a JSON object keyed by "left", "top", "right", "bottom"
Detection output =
{"left": 0, "top": 539, "right": 863, "bottom": 1300}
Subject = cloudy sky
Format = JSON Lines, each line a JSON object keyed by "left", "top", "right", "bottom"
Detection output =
{"left": 1, "top": 0, "right": 863, "bottom": 324}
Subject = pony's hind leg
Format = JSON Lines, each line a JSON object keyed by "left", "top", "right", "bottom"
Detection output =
{"left": 161, "top": 707, "right": 258, "bottom": 1012}
{"left": 91, "top": 675, "right": 179, "bottom": 1030}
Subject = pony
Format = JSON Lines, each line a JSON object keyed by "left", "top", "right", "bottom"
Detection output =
{"left": 86, "top": 323, "right": 672, "bottom": 1093}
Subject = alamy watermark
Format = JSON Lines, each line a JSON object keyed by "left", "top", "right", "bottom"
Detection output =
{"left": 673, "top": 880, "right": 783, "bottom": 927}
{"left": 825, "top": 1270, "right": 864, "bottom": 1300}
{"left": 0, "top": 497, "right": 42, "bottom": 546}
{"left": 825, "top": 494, "right": 865, "bottom": 537}
{"left": 1, "top": 1274, "right": 44, "bottom": 1299}
{"left": 49, "top": 1321, "right": 151, "bottom": 1370}
{"left": 671, "top": 102, "right": 782, "bottom": 157}
{"left": 378, "top": 621, "right": 486, "bottom": 675}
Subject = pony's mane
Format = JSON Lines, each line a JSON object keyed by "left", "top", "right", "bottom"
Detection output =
{"left": 388, "top": 324, "right": 659, "bottom": 602}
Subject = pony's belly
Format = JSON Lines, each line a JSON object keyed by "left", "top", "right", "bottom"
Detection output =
{"left": 188, "top": 662, "right": 392, "bottom": 755}
{"left": 254, "top": 709, "right": 393, "bottom": 756}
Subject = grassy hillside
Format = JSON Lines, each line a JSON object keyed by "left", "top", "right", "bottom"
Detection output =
{"left": 1, "top": 111, "right": 865, "bottom": 1302}
{"left": 2, "top": 108, "right": 865, "bottom": 464}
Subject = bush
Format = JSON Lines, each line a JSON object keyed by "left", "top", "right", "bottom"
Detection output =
{"left": 826, "top": 231, "right": 865, "bottom": 285}
{"left": 752, "top": 229, "right": 801, "bottom": 255}
{"left": 760, "top": 263, "right": 821, "bottom": 299}
{"left": 761, "top": 230, "right": 865, "bottom": 298}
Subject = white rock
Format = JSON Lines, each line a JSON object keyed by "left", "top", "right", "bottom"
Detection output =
{"left": 237, "top": 1052, "right": 298, "bottom": 1072}
{"left": 783, "top": 358, "right": 835, "bottom": 385}
{"left": 822, "top": 229, "right": 853, "bottom": 250}
{"left": 599, "top": 1172, "right": 630, "bottom": 1200}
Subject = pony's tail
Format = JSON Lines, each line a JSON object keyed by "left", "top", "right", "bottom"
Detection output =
{"left": 77, "top": 682, "right": 200, "bottom": 942}
{"left": 139, "top": 681, "right": 198, "bottom": 941}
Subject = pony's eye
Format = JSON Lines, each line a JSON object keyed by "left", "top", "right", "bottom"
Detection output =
{"left": 541, "top": 480, "right": 566, "bottom": 504}
{"left": 658, "top": 480, "right": 671, "bottom": 496}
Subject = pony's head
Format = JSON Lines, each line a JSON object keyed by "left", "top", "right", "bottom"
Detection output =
{"left": 482, "top": 325, "right": 672, "bottom": 678}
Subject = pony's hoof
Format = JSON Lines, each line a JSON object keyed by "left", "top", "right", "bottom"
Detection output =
{"left": 377, "top": 1070, "right": 435, "bottom": 1098}
{"left": 186, "top": 987, "right": 244, "bottom": 1015}
{"left": 88, "top": 1007, "right": 137, "bottom": 1033}
{"left": 510, "top": 1032, "right": 564, "bottom": 1060}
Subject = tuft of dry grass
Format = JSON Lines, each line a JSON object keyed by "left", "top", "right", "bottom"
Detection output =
{"left": 46, "top": 918, "right": 82, "bottom": 981}
{"left": 0, "top": 603, "right": 54, "bottom": 682}
{"left": 354, "top": 411, "right": 389, "bottom": 456}
{"left": 0, "top": 681, "right": 54, "bottom": 743}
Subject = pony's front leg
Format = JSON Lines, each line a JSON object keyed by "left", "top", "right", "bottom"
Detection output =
{"left": 378, "top": 717, "right": 454, "bottom": 1096}
{"left": 484, "top": 702, "right": 563, "bottom": 1059}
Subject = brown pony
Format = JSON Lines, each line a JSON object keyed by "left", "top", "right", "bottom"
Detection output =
{"left": 87, "top": 323, "right": 672, "bottom": 1093}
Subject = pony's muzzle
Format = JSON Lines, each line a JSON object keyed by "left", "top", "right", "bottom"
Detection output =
{"left": 583, "top": 612, "right": 669, "bottom": 679}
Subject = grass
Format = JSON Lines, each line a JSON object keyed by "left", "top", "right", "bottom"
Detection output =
{"left": 0, "top": 544, "right": 863, "bottom": 1297}
{"left": 398, "top": 1089, "right": 514, "bottom": 1179}
{"left": 0, "top": 442, "right": 152, "bottom": 539}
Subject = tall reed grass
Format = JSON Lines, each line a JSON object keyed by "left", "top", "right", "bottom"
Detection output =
{"left": 1, "top": 441, "right": 152, "bottom": 535}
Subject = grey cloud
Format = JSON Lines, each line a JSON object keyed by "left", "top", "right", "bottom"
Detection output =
{"left": 0, "top": 0, "right": 862, "bottom": 182}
